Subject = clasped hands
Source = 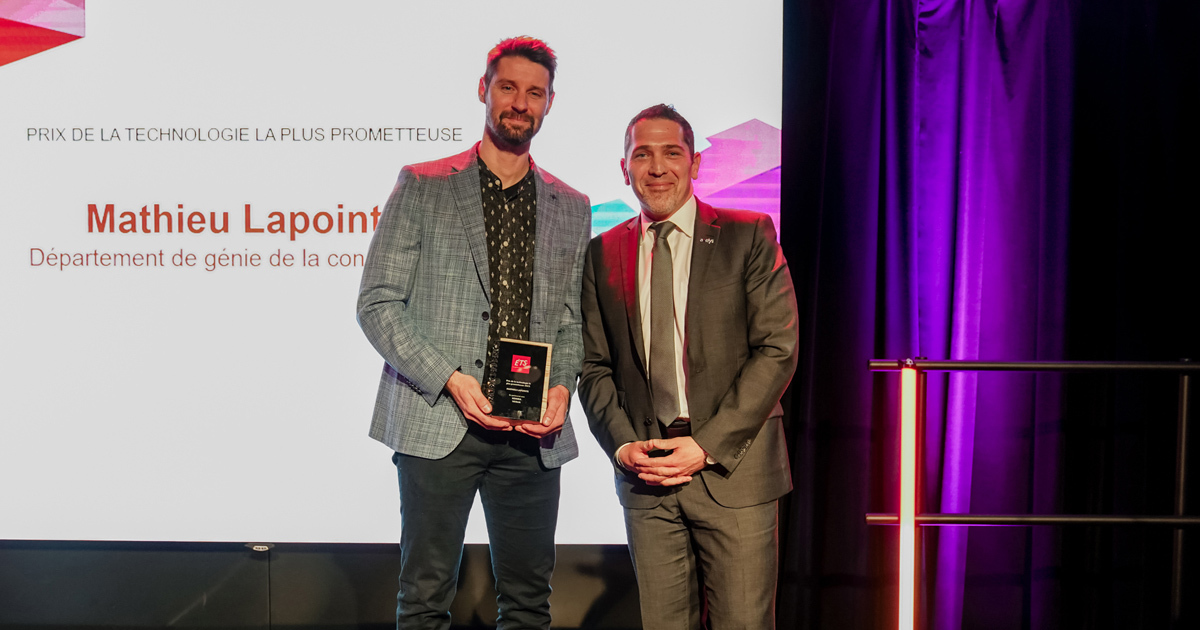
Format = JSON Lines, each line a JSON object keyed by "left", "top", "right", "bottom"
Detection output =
{"left": 618, "top": 437, "right": 709, "bottom": 486}
{"left": 444, "top": 370, "right": 567, "bottom": 438}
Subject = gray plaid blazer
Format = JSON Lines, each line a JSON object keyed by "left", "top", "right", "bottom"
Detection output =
{"left": 357, "top": 144, "right": 591, "bottom": 468}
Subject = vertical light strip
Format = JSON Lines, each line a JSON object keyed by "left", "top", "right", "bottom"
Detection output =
{"left": 899, "top": 366, "right": 918, "bottom": 630}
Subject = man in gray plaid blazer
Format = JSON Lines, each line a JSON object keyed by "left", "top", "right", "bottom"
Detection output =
{"left": 357, "top": 37, "right": 590, "bottom": 629}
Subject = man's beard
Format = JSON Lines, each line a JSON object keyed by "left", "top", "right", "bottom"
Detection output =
{"left": 489, "top": 111, "right": 538, "bottom": 147}
{"left": 638, "top": 194, "right": 681, "bottom": 221}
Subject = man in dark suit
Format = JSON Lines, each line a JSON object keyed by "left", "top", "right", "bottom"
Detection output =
{"left": 357, "top": 37, "right": 590, "bottom": 629}
{"left": 579, "top": 104, "right": 798, "bottom": 629}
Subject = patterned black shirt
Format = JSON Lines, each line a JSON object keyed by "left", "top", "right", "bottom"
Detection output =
{"left": 478, "top": 157, "right": 538, "bottom": 398}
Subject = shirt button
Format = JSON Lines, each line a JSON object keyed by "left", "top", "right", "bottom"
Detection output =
{"left": 482, "top": 312, "right": 490, "bottom": 320}
{"left": 475, "top": 359, "right": 484, "bottom": 368}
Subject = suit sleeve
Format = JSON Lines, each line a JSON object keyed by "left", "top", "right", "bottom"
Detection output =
{"left": 548, "top": 194, "right": 591, "bottom": 397}
{"left": 579, "top": 239, "right": 641, "bottom": 459}
{"left": 356, "top": 167, "right": 458, "bottom": 406}
{"left": 691, "top": 215, "right": 798, "bottom": 472}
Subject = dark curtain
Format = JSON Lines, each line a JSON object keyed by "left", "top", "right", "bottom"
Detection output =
{"left": 778, "top": 0, "right": 1200, "bottom": 629}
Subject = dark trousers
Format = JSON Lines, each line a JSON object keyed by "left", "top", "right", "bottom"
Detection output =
{"left": 624, "top": 481, "right": 779, "bottom": 630}
{"left": 393, "top": 424, "right": 561, "bottom": 630}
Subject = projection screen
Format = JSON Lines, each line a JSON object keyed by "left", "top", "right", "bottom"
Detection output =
{"left": 0, "top": 0, "right": 782, "bottom": 544}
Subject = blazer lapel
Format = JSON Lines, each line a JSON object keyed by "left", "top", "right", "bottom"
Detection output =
{"left": 620, "top": 218, "right": 648, "bottom": 375}
{"left": 530, "top": 166, "right": 560, "bottom": 332}
{"left": 686, "top": 199, "right": 721, "bottom": 329}
{"left": 449, "top": 150, "right": 490, "bottom": 302}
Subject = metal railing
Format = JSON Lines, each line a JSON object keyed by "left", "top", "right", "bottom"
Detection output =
{"left": 866, "top": 359, "right": 1198, "bottom": 627}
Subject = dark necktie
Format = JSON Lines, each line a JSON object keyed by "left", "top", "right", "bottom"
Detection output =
{"left": 649, "top": 221, "right": 679, "bottom": 425}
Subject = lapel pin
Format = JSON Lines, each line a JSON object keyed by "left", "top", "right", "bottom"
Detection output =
{"left": 700, "top": 237, "right": 715, "bottom": 245}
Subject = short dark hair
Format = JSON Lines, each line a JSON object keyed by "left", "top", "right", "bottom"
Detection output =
{"left": 624, "top": 104, "right": 695, "bottom": 155}
{"left": 484, "top": 36, "right": 557, "bottom": 93}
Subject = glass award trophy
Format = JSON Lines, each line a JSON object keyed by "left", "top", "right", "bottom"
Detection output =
{"left": 485, "top": 338, "right": 552, "bottom": 423}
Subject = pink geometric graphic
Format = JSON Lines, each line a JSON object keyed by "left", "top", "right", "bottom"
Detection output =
{"left": 700, "top": 165, "right": 781, "bottom": 232}
{"left": 591, "top": 118, "right": 783, "bottom": 237}
{"left": 0, "top": 0, "right": 85, "bottom": 67}
{"left": 693, "top": 118, "right": 782, "bottom": 234}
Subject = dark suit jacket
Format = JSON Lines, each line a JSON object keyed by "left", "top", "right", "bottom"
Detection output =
{"left": 579, "top": 199, "right": 798, "bottom": 508}
{"left": 358, "top": 144, "right": 591, "bottom": 468}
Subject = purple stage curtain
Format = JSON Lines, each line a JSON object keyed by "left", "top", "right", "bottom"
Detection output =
{"left": 780, "top": 1, "right": 1075, "bottom": 628}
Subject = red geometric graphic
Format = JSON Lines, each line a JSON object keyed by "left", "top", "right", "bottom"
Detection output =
{"left": 0, "top": 0, "right": 85, "bottom": 67}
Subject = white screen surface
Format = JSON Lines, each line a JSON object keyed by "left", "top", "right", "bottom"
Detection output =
{"left": 0, "top": 0, "right": 782, "bottom": 544}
